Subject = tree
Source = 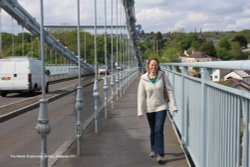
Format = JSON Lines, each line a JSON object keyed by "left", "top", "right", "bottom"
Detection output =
{"left": 156, "top": 32, "right": 163, "bottom": 41}
{"left": 161, "top": 40, "right": 181, "bottom": 62}
{"left": 215, "top": 38, "right": 231, "bottom": 60}
{"left": 162, "top": 47, "right": 180, "bottom": 62}
{"left": 179, "top": 33, "right": 199, "bottom": 51}
{"left": 155, "top": 32, "right": 164, "bottom": 55}
{"left": 229, "top": 42, "right": 247, "bottom": 60}
{"left": 200, "top": 40, "right": 216, "bottom": 56}
{"left": 190, "top": 41, "right": 201, "bottom": 51}
{"left": 16, "top": 32, "right": 32, "bottom": 43}
{"left": 141, "top": 30, "right": 145, "bottom": 35}
{"left": 232, "top": 35, "right": 248, "bottom": 48}
{"left": 147, "top": 52, "right": 162, "bottom": 62}
{"left": 218, "top": 38, "right": 231, "bottom": 50}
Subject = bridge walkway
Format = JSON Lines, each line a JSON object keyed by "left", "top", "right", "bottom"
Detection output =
{"left": 53, "top": 77, "right": 189, "bottom": 167}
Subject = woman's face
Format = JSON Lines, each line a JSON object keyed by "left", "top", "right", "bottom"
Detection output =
{"left": 148, "top": 60, "right": 159, "bottom": 73}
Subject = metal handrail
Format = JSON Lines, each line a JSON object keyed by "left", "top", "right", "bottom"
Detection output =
{"left": 164, "top": 60, "right": 250, "bottom": 70}
{"left": 162, "top": 60, "right": 250, "bottom": 167}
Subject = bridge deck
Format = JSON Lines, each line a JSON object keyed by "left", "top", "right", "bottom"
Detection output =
{"left": 53, "top": 77, "right": 189, "bottom": 167}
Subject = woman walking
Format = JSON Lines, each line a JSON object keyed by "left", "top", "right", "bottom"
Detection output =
{"left": 137, "top": 58, "right": 178, "bottom": 164}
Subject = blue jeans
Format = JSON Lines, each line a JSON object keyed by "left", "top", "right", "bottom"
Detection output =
{"left": 146, "top": 110, "right": 167, "bottom": 157}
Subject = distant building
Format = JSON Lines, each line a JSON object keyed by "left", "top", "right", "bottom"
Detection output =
{"left": 211, "top": 69, "right": 250, "bottom": 92}
{"left": 181, "top": 50, "right": 213, "bottom": 63}
{"left": 211, "top": 69, "right": 231, "bottom": 82}
{"left": 180, "top": 50, "right": 213, "bottom": 76}
{"left": 226, "top": 78, "right": 250, "bottom": 92}
{"left": 224, "top": 70, "right": 250, "bottom": 85}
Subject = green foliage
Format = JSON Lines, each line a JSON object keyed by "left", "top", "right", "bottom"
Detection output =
{"left": 0, "top": 29, "right": 124, "bottom": 66}
{"left": 229, "top": 42, "right": 247, "bottom": 60}
{"left": 16, "top": 32, "right": 32, "bottom": 43}
{"left": 139, "top": 30, "right": 250, "bottom": 63}
{"left": 232, "top": 35, "right": 248, "bottom": 48}
{"left": 216, "top": 47, "right": 230, "bottom": 60}
{"left": 179, "top": 33, "right": 200, "bottom": 51}
{"left": 161, "top": 41, "right": 181, "bottom": 62}
{"left": 218, "top": 38, "right": 231, "bottom": 50}
{"left": 215, "top": 38, "right": 247, "bottom": 60}
{"left": 156, "top": 32, "right": 163, "bottom": 41}
{"left": 2, "top": 29, "right": 250, "bottom": 65}
{"left": 200, "top": 40, "right": 216, "bottom": 56}
{"left": 237, "top": 30, "right": 250, "bottom": 42}
{"left": 190, "top": 41, "right": 200, "bottom": 51}
{"left": 147, "top": 53, "right": 162, "bottom": 63}
{"left": 217, "top": 80, "right": 234, "bottom": 88}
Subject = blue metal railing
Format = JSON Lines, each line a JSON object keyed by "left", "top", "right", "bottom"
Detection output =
{"left": 161, "top": 60, "right": 250, "bottom": 167}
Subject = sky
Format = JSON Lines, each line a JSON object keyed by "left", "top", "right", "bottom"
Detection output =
{"left": 0, "top": 0, "right": 250, "bottom": 34}
{"left": 135, "top": 0, "right": 250, "bottom": 33}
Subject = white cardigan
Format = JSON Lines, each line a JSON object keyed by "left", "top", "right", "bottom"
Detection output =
{"left": 137, "top": 71, "right": 178, "bottom": 116}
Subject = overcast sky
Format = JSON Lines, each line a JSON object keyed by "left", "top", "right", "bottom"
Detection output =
{"left": 135, "top": 0, "right": 250, "bottom": 33}
{"left": 1, "top": 0, "right": 250, "bottom": 34}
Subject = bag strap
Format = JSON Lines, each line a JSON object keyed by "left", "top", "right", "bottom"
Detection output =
{"left": 162, "top": 74, "right": 170, "bottom": 102}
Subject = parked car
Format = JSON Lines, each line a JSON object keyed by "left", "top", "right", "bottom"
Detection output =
{"left": 0, "top": 56, "right": 49, "bottom": 97}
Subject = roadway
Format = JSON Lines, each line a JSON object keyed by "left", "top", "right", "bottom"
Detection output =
{"left": 0, "top": 75, "right": 95, "bottom": 122}
{"left": 0, "top": 76, "right": 93, "bottom": 106}
{"left": 0, "top": 76, "right": 106, "bottom": 166}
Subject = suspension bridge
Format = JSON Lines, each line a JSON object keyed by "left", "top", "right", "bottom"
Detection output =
{"left": 0, "top": 0, "right": 249, "bottom": 167}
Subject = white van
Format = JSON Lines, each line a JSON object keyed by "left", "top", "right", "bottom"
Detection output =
{"left": 0, "top": 57, "right": 49, "bottom": 97}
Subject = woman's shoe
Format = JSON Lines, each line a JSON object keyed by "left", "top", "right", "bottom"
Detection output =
{"left": 156, "top": 156, "right": 165, "bottom": 164}
{"left": 149, "top": 151, "right": 156, "bottom": 157}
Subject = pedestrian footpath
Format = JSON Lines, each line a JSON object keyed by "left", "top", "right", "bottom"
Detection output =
{"left": 53, "top": 77, "right": 189, "bottom": 167}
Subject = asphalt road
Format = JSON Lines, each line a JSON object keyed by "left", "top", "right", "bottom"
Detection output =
{"left": 0, "top": 79, "right": 107, "bottom": 167}
{"left": 0, "top": 76, "right": 97, "bottom": 121}
{"left": 0, "top": 77, "right": 92, "bottom": 107}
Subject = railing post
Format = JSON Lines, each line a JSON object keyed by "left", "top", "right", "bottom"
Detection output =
{"left": 171, "top": 65, "right": 176, "bottom": 88}
{"left": 200, "top": 67, "right": 212, "bottom": 167}
{"left": 181, "top": 66, "right": 188, "bottom": 145}
{"left": 75, "top": 87, "right": 83, "bottom": 155}
{"left": 115, "top": 72, "right": 119, "bottom": 101}
{"left": 75, "top": 0, "right": 83, "bottom": 156}
{"left": 103, "top": 0, "right": 109, "bottom": 119}
{"left": 115, "top": 0, "right": 120, "bottom": 100}
{"left": 242, "top": 98, "right": 249, "bottom": 167}
{"left": 36, "top": 1, "right": 50, "bottom": 166}
{"left": 165, "top": 64, "right": 170, "bottom": 76}
{"left": 110, "top": 74, "right": 115, "bottom": 109}
{"left": 93, "top": 0, "right": 99, "bottom": 133}
{"left": 110, "top": 0, "right": 115, "bottom": 110}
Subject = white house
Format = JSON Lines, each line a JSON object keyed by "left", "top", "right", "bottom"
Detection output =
{"left": 211, "top": 69, "right": 231, "bottom": 82}
{"left": 223, "top": 70, "right": 250, "bottom": 85}
{"left": 181, "top": 51, "right": 213, "bottom": 76}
